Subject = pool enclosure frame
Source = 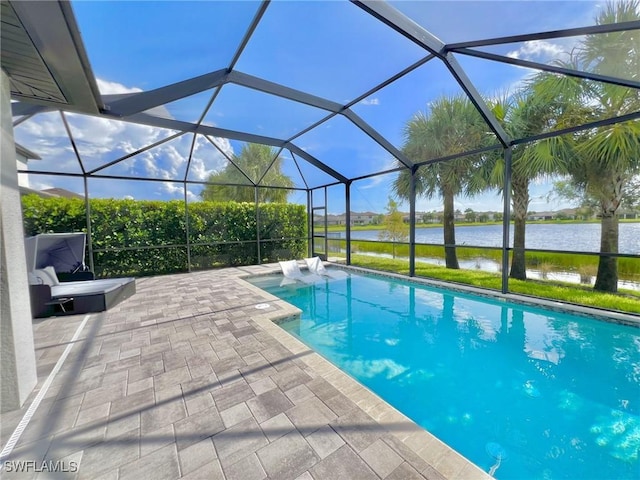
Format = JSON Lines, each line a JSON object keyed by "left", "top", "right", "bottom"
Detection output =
{"left": 6, "top": 0, "right": 640, "bottom": 294}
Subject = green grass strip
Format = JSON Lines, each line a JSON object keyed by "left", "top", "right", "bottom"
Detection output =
{"left": 334, "top": 239, "right": 640, "bottom": 280}
{"left": 344, "top": 254, "right": 640, "bottom": 315}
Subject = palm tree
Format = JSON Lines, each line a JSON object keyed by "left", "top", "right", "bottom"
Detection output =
{"left": 477, "top": 92, "right": 564, "bottom": 280}
{"left": 201, "top": 143, "right": 293, "bottom": 203}
{"left": 527, "top": 0, "right": 640, "bottom": 292}
{"left": 394, "top": 95, "right": 488, "bottom": 269}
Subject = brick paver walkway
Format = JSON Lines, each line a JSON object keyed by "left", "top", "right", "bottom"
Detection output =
{"left": 1, "top": 264, "right": 490, "bottom": 479}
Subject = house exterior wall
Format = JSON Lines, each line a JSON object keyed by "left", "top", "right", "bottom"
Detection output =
{"left": 16, "top": 154, "right": 29, "bottom": 187}
{"left": 1, "top": 69, "right": 38, "bottom": 412}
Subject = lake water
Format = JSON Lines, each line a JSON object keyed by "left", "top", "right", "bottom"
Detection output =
{"left": 338, "top": 223, "right": 640, "bottom": 254}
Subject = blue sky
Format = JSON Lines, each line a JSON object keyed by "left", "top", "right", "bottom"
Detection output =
{"left": 16, "top": 0, "right": 606, "bottom": 214}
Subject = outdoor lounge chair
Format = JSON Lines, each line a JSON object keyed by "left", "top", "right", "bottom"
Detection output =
{"left": 278, "top": 260, "right": 324, "bottom": 285}
{"left": 25, "top": 233, "right": 95, "bottom": 281}
{"left": 25, "top": 233, "right": 136, "bottom": 318}
{"left": 305, "top": 256, "right": 348, "bottom": 279}
{"left": 29, "top": 273, "right": 136, "bottom": 318}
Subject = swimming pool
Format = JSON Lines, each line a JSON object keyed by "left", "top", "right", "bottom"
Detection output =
{"left": 249, "top": 271, "right": 640, "bottom": 479}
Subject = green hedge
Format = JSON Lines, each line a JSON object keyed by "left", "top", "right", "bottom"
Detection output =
{"left": 22, "top": 195, "right": 307, "bottom": 277}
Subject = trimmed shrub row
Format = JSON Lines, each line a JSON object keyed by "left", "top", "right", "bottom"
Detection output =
{"left": 22, "top": 195, "right": 307, "bottom": 277}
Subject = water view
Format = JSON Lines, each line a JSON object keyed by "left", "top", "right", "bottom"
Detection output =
{"left": 327, "top": 222, "right": 640, "bottom": 291}
{"left": 338, "top": 223, "right": 640, "bottom": 254}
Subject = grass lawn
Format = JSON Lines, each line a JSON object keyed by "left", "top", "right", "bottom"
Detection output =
{"left": 345, "top": 254, "right": 640, "bottom": 315}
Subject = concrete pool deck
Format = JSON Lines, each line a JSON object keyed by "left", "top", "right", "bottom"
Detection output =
{"left": 1, "top": 264, "right": 492, "bottom": 479}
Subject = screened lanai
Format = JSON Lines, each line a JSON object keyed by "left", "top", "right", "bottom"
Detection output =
{"left": 4, "top": 0, "right": 640, "bottom": 297}
{"left": 2, "top": 2, "right": 640, "bottom": 478}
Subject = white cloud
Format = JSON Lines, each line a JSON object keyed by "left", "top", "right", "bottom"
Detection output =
{"left": 357, "top": 158, "right": 399, "bottom": 190}
{"left": 96, "top": 78, "right": 180, "bottom": 120}
{"left": 507, "top": 40, "right": 565, "bottom": 62}
{"left": 14, "top": 78, "right": 237, "bottom": 200}
{"left": 140, "top": 152, "right": 161, "bottom": 178}
{"left": 96, "top": 78, "right": 142, "bottom": 95}
{"left": 189, "top": 136, "right": 233, "bottom": 181}
{"left": 160, "top": 182, "right": 181, "bottom": 196}
{"left": 19, "top": 111, "right": 66, "bottom": 137}
{"left": 27, "top": 178, "right": 54, "bottom": 191}
{"left": 159, "top": 181, "right": 197, "bottom": 201}
{"left": 209, "top": 137, "right": 233, "bottom": 158}
{"left": 165, "top": 143, "right": 188, "bottom": 173}
{"left": 498, "top": 36, "right": 581, "bottom": 95}
{"left": 359, "top": 98, "right": 380, "bottom": 106}
{"left": 415, "top": 198, "right": 443, "bottom": 212}
{"left": 188, "top": 158, "right": 214, "bottom": 182}
{"left": 358, "top": 175, "right": 388, "bottom": 190}
{"left": 15, "top": 112, "right": 80, "bottom": 172}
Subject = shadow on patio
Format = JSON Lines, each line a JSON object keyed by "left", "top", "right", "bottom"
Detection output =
{"left": 1, "top": 266, "right": 488, "bottom": 479}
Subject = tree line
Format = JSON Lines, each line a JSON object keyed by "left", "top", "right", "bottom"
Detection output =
{"left": 198, "top": 1, "right": 638, "bottom": 294}
{"left": 394, "top": 1, "right": 639, "bottom": 293}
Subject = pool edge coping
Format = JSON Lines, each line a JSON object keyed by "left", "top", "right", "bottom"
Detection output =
{"left": 336, "top": 264, "right": 640, "bottom": 327}
{"left": 236, "top": 272, "right": 494, "bottom": 480}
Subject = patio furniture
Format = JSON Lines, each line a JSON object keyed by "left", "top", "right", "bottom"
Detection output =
{"left": 29, "top": 276, "right": 136, "bottom": 318}
{"left": 25, "top": 233, "right": 136, "bottom": 318}
{"left": 24, "top": 233, "right": 94, "bottom": 281}
{"left": 278, "top": 260, "right": 324, "bottom": 285}
{"left": 304, "top": 256, "right": 349, "bottom": 279}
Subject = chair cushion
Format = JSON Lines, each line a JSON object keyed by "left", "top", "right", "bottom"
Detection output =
{"left": 305, "top": 257, "right": 327, "bottom": 274}
{"left": 28, "top": 271, "right": 43, "bottom": 285}
{"left": 279, "top": 260, "right": 303, "bottom": 278}
{"left": 34, "top": 266, "right": 60, "bottom": 286}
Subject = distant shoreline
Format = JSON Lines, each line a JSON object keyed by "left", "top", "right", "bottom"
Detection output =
{"left": 327, "top": 218, "right": 640, "bottom": 232}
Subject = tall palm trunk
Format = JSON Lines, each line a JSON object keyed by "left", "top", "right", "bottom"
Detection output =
{"left": 594, "top": 176, "right": 623, "bottom": 292}
{"left": 509, "top": 176, "right": 529, "bottom": 280}
{"left": 595, "top": 213, "right": 619, "bottom": 292}
{"left": 443, "top": 188, "right": 459, "bottom": 269}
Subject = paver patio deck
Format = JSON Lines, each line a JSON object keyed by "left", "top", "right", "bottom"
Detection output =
{"left": 1, "top": 264, "right": 491, "bottom": 479}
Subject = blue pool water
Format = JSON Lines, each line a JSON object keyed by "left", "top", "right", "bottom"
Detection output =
{"left": 249, "top": 271, "right": 640, "bottom": 479}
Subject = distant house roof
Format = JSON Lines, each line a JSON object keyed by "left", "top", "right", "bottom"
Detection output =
{"left": 15, "top": 142, "right": 41, "bottom": 160}
{"left": 528, "top": 211, "right": 555, "bottom": 217}
{"left": 19, "top": 186, "right": 55, "bottom": 198}
{"left": 350, "top": 211, "right": 378, "bottom": 216}
{"left": 20, "top": 187, "right": 83, "bottom": 199}
{"left": 40, "top": 188, "right": 83, "bottom": 199}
